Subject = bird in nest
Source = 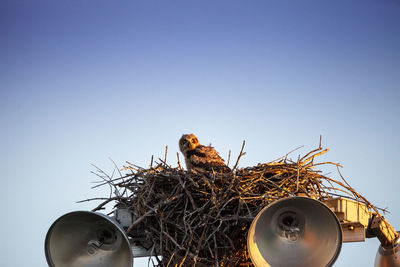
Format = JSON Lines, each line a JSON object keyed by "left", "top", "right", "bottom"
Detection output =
{"left": 179, "top": 133, "right": 231, "bottom": 174}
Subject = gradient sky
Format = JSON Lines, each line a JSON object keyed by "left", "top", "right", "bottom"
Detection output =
{"left": 1, "top": 0, "right": 399, "bottom": 266}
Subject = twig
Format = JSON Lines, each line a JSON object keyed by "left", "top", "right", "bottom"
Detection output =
{"left": 233, "top": 140, "right": 246, "bottom": 170}
{"left": 164, "top": 146, "right": 168, "bottom": 165}
{"left": 177, "top": 152, "right": 182, "bottom": 170}
{"left": 91, "top": 197, "right": 119, "bottom": 212}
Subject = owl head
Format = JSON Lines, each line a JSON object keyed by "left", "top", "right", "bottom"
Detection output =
{"left": 179, "top": 133, "right": 200, "bottom": 153}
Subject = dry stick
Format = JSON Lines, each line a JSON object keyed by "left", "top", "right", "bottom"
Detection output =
{"left": 319, "top": 135, "right": 322, "bottom": 149}
{"left": 109, "top": 158, "right": 126, "bottom": 198}
{"left": 301, "top": 148, "right": 330, "bottom": 166}
{"left": 90, "top": 197, "right": 119, "bottom": 212}
{"left": 299, "top": 146, "right": 323, "bottom": 163}
{"left": 164, "top": 145, "right": 168, "bottom": 165}
{"left": 269, "top": 145, "right": 304, "bottom": 163}
{"left": 177, "top": 152, "right": 182, "bottom": 169}
{"left": 91, "top": 164, "right": 112, "bottom": 179}
{"left": 166, "top": 252, "right": 176, "bottom": 267}
{"left": 90, "top": 168, "right": 114, "bottom": 198}
{"left": 322, "top": 186, "right": 354, "bottom": 196}
{"left": 227, "top": 149, "right": 231, "bottom": 167}
{"left": 158, "top": 158, "right": 173, "bottom": 168}
{"left": 233, "top": 140, "right": 246, "bottom": 170}
{"left": 307, "top": 161, "right": 343, "bottom": 168}
{"left": 77, "top": 197, "right": 113, "bottom": 203}
{"left": 336, "top": 165, "right": 355, "bottom": 192}
{"left": 125, "top": 161, "right": 145, "bottom": 170}
{"left": 110, "top": 157, "right": 123, "bottom": 178}
{"left": 91, "top": 174, "right": 133, "bottom": 189}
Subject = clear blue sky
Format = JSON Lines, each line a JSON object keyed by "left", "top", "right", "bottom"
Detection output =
{"left": 1, "top": 0, "right": 399, "bottom": 266}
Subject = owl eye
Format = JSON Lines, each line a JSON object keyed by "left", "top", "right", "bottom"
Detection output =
{"left": 191, "top": 139, "right": 196, "bottom": 144}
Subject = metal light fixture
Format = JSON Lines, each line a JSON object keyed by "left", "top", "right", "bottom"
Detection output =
{"left": 247, "top": 197, "right": 343, "bottom": 267}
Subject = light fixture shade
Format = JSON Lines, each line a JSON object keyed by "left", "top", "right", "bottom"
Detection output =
{"left": 375, "top": 240, "right": 400, "bottom": 267}
{"left": 247, "top": 196, "right": 342, "bottom": 267}
{"left": 45, "top": 211, "right": 133, "bottom": 267}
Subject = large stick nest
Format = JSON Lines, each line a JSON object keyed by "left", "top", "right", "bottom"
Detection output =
{"left": 85, "top": 144, "right": 384, "bottom": 266}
